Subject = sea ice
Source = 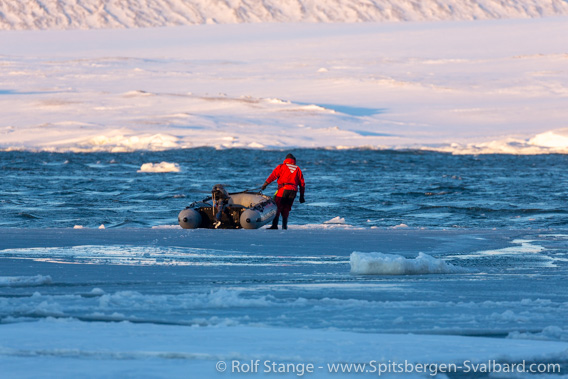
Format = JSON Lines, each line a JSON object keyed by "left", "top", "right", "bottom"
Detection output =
{"left": 138, "top": 162, "right": 181, "bottom": 173}
{"left": 349, "top": 252, "right": 470, "bottom": 275}
{"left": 0, "top": 275, "right": 53, "bottom": 287}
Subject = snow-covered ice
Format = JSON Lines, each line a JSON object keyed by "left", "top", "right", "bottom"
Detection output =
{"left": 1, "top": 318, "right": 566, "bottom": 378}
{"left": 137, "top": 162, "right": 181, "bottom": 173}
{"left": 1, "top": 228, "right": 567, "bottom": 377}
{"left": 349, "top": 252, "right": 471, "bottom": 275}
{"left": 1, "top": 17, "right": 568, "bottom": 154}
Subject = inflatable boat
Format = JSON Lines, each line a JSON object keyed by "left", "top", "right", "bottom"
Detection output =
{"left": 178, "top": 189, "right": 277, "bottom": 229}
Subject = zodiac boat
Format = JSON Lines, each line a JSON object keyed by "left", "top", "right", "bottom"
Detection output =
{"left": 178, "top": 190, "right": 277, "bottom": 229}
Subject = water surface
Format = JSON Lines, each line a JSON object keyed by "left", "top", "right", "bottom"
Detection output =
{"left": 2, "top": 149, "right": 567, "bottom": 229}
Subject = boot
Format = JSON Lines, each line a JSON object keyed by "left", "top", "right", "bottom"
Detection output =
{"left": 282, "top": 217, "right": 288, "bottom": 230}
{"left": 268, "top": 215, "right": 279, "bottom": 229}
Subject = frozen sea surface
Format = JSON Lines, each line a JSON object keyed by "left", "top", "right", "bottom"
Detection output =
{"left": 1, "top": 149, "right": 568, "bottom": 229}
{"left": 1, "top": 228, "right": 567, "bottom": 377}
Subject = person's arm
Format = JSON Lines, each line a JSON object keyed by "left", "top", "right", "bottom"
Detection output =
{"left": 261, "top": 165, "right": 280, "bottom": 190}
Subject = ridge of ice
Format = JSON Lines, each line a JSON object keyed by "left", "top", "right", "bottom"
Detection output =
{"left": 323, "top": 217, "right": 346, "bottom": 224}
{"left": 509, "top": 326, "right": 568, "bottom": 342}
{"left": 528, "top": 130, "right": 568, "bottom": 149}
{"left": 98, "top": 289, "right": 275, "bottom": 309}
{"left": 350, "top": 252, "right": 470, "bottom": 275}
{"left": 0, "top": 275, "right": 53, "bottom": 287}
{"left": 432, "top": 129, "right": 568, "bottom": 155}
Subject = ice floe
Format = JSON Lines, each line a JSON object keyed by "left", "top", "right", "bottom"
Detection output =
{"left": 137, "top": 162, "right": 181, "bottom": 173}
{"left": 350, "top": 252, "right": 470, "bottom": 275}
{"left": 0, "top": 275, "right": 52, "bottom": 287}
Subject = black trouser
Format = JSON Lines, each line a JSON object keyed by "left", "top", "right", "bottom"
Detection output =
{"left": 272, "top": 190, "right": 296, "bottom": 228}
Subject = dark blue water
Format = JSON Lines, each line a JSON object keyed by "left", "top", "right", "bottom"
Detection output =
{"left": 1, "top": 149, "right": 568, "bottom": 229}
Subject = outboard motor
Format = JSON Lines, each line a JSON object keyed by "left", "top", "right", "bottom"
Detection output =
{"left": 211, "top": 184, "right": 229, "bottom": 203}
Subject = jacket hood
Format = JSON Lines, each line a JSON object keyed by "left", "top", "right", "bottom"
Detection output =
{"left": 283, "top": 158, "right": 296, "bottom": 165}
{"left": 284, "top": 153, "right": 296, "bottom": 164}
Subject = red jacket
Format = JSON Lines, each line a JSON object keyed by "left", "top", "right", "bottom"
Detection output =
{"left": 265, "top": 158, "right": 305, "bottom": 197}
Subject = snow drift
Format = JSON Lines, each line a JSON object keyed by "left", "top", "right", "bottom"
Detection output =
{"left": 350, "top": 252, "right": 470, "bottom": 275}
{"left": 1, "top": 0, "right": 568, "bottom": 30}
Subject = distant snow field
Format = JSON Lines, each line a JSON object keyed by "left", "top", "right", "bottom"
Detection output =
{"left": 1, "top": 16, "right": 567, "bottom": 154}
{"left": 1, "top": 0, "right": 568, "bottom": 30}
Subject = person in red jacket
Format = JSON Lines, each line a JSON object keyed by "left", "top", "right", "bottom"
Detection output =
{"left": 261, "top": 153, "right": 305, "bottom": 230}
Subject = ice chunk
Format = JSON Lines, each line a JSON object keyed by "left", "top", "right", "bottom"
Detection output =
{"left": 0, "top": 275, "right": 52, "bottom": 287}
{"left": 324, "top": 216, "right": 346, "bottom": 224}
{"left": 151, "top": 225, "right": 182, "bottom": 229}
{"left": 137, "top": 162, "right": 181, "bottom": 173}
{"left": 528, "top": 130, "right": 568, "bottom": 149}
{"left": 391, "top": 223, "right": 409, "bottom": 229}
{"left": 509, "top": 326, "right": 568, "bottom": 342}
{"left": 350, "top": 252, "right": 470, "bottom": 275}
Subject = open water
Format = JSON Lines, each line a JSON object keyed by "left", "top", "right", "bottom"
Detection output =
{"left": 1, "top": 149, "right": 567, "bottom": 229}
